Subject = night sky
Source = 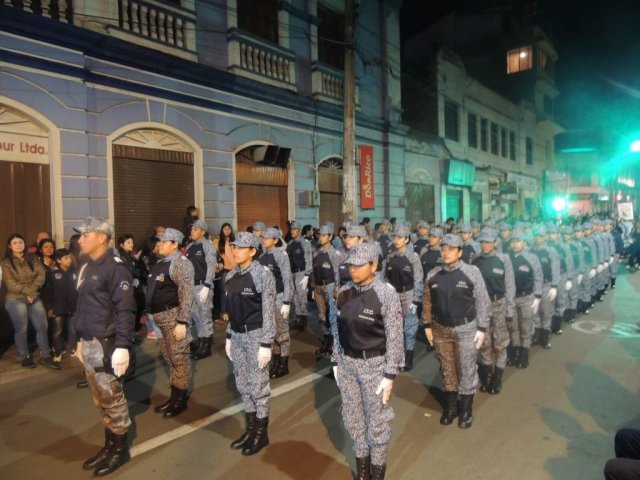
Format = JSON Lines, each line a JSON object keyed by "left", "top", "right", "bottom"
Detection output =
{"left": 401, "top": 0, "right": 640, "bottom": 143}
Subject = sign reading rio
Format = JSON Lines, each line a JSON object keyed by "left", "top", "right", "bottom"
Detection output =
{"left": 359, "top": 145, "right": 375, "bottom": 209}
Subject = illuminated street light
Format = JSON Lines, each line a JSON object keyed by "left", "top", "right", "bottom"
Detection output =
{"left": 630, "top": 140, "right": 640, "bottom": 152}
{"left": 519, "top": 51, "right": 527, "bottom": 58}
{"left": 551, "top": 197, "right": 567, "bottom": 212}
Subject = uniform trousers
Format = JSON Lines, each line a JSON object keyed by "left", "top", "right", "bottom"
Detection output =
{"left": 292, "top": 272, "right": 308, "bottom": 317}
{"left": 535, "top": 284, "right": 553, "bottom": 331}
{"left": 398, "top": 290, "right": 419, "bottom": 351}
{"left": 230, "top": 328, "right": 271, "bottom": 419}
{"left": 154, "top": 308, "right": 192, "bottom": 390}
{"left": 432, "top": 320, "right": 479, "bottom": 395}
{"left": 273, "top": 292, "right": 291, "bottom": 356}
{"left": 314, "top": 282, "right": 337, "bottom": 337}
{"left": 191, "top": 284, "right": 213, "bottom": 338}
{"left": 480, "top": 298, "right": 509, "bottom": 369}
{"left": 509, "top": 294, "right": 534, "bottom": 349}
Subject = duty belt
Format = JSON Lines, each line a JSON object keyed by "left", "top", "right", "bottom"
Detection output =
{"left": 516, "top": 289, "right": 533, "bottom": 298}
{"left": 393, "top": 285, "right": 414, "bottom": 293}
{"left": 315, "top": 280, "right": 334, "bottom": 286}
{"left": 489, "top": 294, "right": 505, "bottom": 302}
{"left": 150, "top": 303, "right": 179, "bottom": 314}
{"left": 81, "top": 335, "right": 115, "bottom": 342}
{"left": 231, "top": 323, "right": 262, "bottom": 334}
{"left": 343, "top": 348, "right": 386, "bottom": 360}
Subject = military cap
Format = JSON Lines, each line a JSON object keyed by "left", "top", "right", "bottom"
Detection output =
{"left": 546, "top": 224, "right": 559, "bottom": 234}
{"left": 74, "top": 217, "right": 114, "bottom": 237}
{"left": 345, "top": 243, "right": 379, "bottom": 266}
{"left": 457, "top": 223, "right": 472, "bottom": 233}
{"left": 252, "top": 221, "right": 266, "bottom": 232}
{"left": 346, "top": 223, "right": 366, "bottom": 238}
{"left": 497, "top": 221, "right": 512, "bottom": 231}
{"left": 441, "top": 233, "right": 462, "bottom": 248}
{"left": 232, "top": 231, "right": 260, "bottom": 249}
{"left": 531, "top": 224, "right": 548, "bottom": 236}
{"left": 390, "top": 225, "right": 411, "bottom": 237}
{"left": 192, "top": 219, "right": 208, "bottom": 231}
{"left": 560, "top": 225, "right": 574, "bottom": 235}
{"left": 158, "top": 227, "right": 184, "bottom": 244}
{"left": 478, "top": 228, "right": 498, "bottom": 243}
{"left": 261, "top": 227, "right": 281, "bottom": 239}
{"left": 429, "top": 227, "right": 444, "bottom": 238}
{"left": 381, "top": 219, "right": 391, "bottom": 227}
{"left": 290, "top": 220, "right": 302, "bottom": 230}
{"left": 416, "top": 220, "right": 429, "bottom": 229}
{"left": 319, "top": 224, "right": 334, "bottom": 235}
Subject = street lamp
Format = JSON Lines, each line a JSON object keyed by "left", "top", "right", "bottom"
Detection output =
{"left": 630, "top": 140, "right": 640, "bottom": 153}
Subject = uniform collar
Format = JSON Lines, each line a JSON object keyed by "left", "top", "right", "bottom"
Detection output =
{"left": 352, "top": 276, "right": 378, "bottom": 293}
{"left": 90, "top": 249, "right": 111, "bottom": 265}
{"left": 161, "top": 251, "right": 181, "bottom": 263}
{"left": 442, "top": 261, "right": 462, "bottom": 272}
{"left": 236, "top": 260, "right": 256, "bottom": 274}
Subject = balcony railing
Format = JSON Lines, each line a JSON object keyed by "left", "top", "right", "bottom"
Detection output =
{"left": 311, "top": 62, "right": 344, "bottom": 104}
{"left": 3, "top": 0, "right": 73, "bottom": 23}
{"left": 228, "top": 28, "right": 296, "bottom": 92}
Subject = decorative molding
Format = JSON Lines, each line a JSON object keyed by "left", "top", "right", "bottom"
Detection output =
{"left": 113, "top": 128, "right": 192, "bottom": 151}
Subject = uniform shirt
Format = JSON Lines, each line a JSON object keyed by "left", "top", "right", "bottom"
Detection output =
{"left": 461, "top": 239, "right": 481, "bottom": 264}
{"left": 385, "top": 249, "right": 424, "bottom": 304}
{"left": 185, "top": 238, "right": 218, "bottom": 288}
{"left": 422, "top": 261, "right": 491, "bottom": 332}
{"left": 146, "top": 251, "right": 194, "bottom": 325}
{"left": 530, "top": 244, "right": 560, "bottom": 288}
{"left": 419, "top": 245, "right": 442, "bottom": 281}
{"left": 579, "top": 236, "right": 597, "bottom": 270}
{"left": 287, "top": 237, "right": 313, "bottom": 275}
{"left": 567, "top": 240, "right": 584, "bottom": 275}
{"left": 75, "top": 250, "right": 136, "bottom": 348}
{"left": 225, "top": 260, "right": 277, "bottom": 347}
{"left": 591, "top": 233, "right": 607, "bottom": 264}
{"left": 312, "top": 244, "right": 341, "bottom": 286}
{"left": 259, "top": 246, "right": 293, "bottom": 303}
{"left": 472, "top": 251, "right": 516, "bottom": 318}
{"left": 550, "top": 240, "right": 576, "bottom": 278}
{"left": 332, "top": 276, "right": 404, "bottom": 379}
{"left": 509, "top": 250, "right": 543, "bottom": 298}
{"left": 377, "top": 234, "right": 392, "bottom": 260}
{"left": 47, "top": 266, "right": 78, "bottom": 317}
{"left": 414, "top": 236, "right": 429, "bottom": 256}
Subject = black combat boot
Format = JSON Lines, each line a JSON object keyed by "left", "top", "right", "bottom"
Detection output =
{"left": 551, "top": 316, "right": 563, "bottom": 335}
{"left": 242, "top": 416, "right": 269, "bottom": 456}
{"left": 488, "top": 367, "right": 503, "bottom": 395}
{"left": 355, "top": 455, "right": 371, "bottom": 480}
{"left": 401, "top": 350, "right": 414, "bottom": 372}
{"left": 190, "top": 338, "right": 201, "bottom": 354}
{"left": 193, "top": 335, "right": 212, "bottom": 359}
{"left": 94, "top": 432, "right": 130, "bottom": 476}
{"left": 478, "top": 364, "right": 491, "bottom": 392}
{"left": 231, "top": 412, "right": 257, "bottom": 449}
{"left": 273, "top": 355, "right": 289, "bottom": 378}
{"left": 458, "top": 394, "right": 474, "bottom": 429}
{"left": 83, "top": 429, "right": 113, "bottom": 470}
{"left": 440, "top": 392, "right": 458, "bottom": 425}
{"left": 516, "top": 348, "right": 529, "bottom": 369}
{"left": 371, "top": 464, "right": 387, "bottom": 480}
{"left": 315, "top": 334, "right": 333, "bottom": 356}
{"left": 293, "top": 315, "right": 307, "bottom": 332}
{"left": 269, "top": 354, "right": 281, "bottom": 378}
{"left": 507, "top": 346, "right": 521, "bottom": 367}
{"left": 163, "top": 387, "right": 188, "bottom": 418}
{"left": 541, "top": 329, "right": 552, "bottom": 349}
{"left": 611, "top": 278, "right": 616, "bottom": 289}
{"left": 531, "top": 328, "right": 541, "bottom": 346}
{"left": 155, "top": 384, "right": 179, "bottom": 413}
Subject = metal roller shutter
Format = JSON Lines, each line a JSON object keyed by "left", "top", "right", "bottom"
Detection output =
{"left": 319, "top": 164, "right": 343, "bottom": 228}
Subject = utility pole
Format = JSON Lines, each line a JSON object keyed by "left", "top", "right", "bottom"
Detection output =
{"left": 342, "top": 0, "right": 357, "bottom": 223}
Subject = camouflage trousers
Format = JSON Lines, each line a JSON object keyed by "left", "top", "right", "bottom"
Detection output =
{"left": 480, "top": 298, "right": 510, "bottom": 369}
{"left": 273, "top": 293, "right": 291, "bottom": 356}
{"left": 579, "top": 271, "right": 593, "bottom": 302}
{"left": 534, "top": 284, "right": 553, "bottom": 331}
{"left": 509, "top": 294, "right": 534, "bottom": 348}
{"left": 610, "top": 254, "right": 620, "bottom": 280}
{"left": 567, "top": 275, "right": 580, "bottom": 310}
{"left": 336, "top": 354, "right": 394, "bottom": 466}
{"left": 192, "top": 284, "right": 213, "bottom": 338}
{"left": 155, "top": 308, "right": 192, "bottom": 390}
{"left": 554, "top": 274, "right": 568, "bottom": 317}
{"left": 81, "top": 338, "right": 131, "bottom": 435}
{"left": 230, "top": 328, "right": 271, "bottom": 418}
{"left": 314, "top": 283, "right": 337, "bottom": 337}
{"left": 292, "top": 272, "right": 308, "bottom": 317}
{"left": 398, "top": 290, "right": 419, "bottom": 351}
{"left": 432, "top": 320, "right": 479, "bottom": 395}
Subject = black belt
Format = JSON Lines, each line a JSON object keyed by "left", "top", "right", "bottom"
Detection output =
{"left": 394, "top": 285, "right": 414, "bottom": 293}
{"left": 490, "top": 294, "right": 505, "bottom": 302}
{"left": 315, "top": 280, "right": 334, "bottom": 286}
{"left": 292, "top": 269, "right": 306, "bottom": 274}
{"left": 516, "top": 290, "right": 533, "bottom": 298}
{"left": 81, "top": 335, "right": 115, "bottom": 342}
{"left": 434, "top": 317, "right": 473, "bottom": 327}
{"left": 150, "top": 303, "right": 179, "bottom": 314}
{"left": 343, "top": 348, "right": 386, "bottom": 360}
{"left": 231, "top": 323, "right": 262, "bottom": 334}
{"left": 195, "top": 281, "right": 206, "bottom": 286}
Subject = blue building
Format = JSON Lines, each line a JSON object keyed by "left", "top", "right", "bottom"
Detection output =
{"left": 0, "top": 0, "right": 443, "bottom": 247}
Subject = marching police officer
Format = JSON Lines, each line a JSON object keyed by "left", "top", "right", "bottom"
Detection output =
{"left": 185, "top": 219, "right": 219, "bottom": 359}
{"left": 413, "top": 220, "right": 430, "bottom": 254}
{"left": 419, "top": 227, "right": 444, "bottom": 281}
{"left": 287, "top": 220, "right": 313, "bottom": 331}
{"left": 508, "top": 232, "right": 543, "bottom": 368}
{"left": 313, "top": 223, "right": 341, "bottom": 356}
{"left": 561, "top": 225, "right": 582, "bottom": 323}
{"left": 459, "top": 223, "right": 480, "bottom": 264}
{"left": 259, "top": 227, "right": 293, "bottom": 378}
{"left": 224, "top": 232, "right": 277, "bottom": 456}
{"left": 386, "top": 225, "right": 423, "bottom": 371}
{"left": 575, "top": 224, "right": 597, "bottom": 314}
{"left": 473, "top": 228, "right": 516, "bottom": 394}
{"left": 422, "top": 234, "right": 490, "bottom": 429}
{"left": 74, "top": 217, "right": 135, "bottom": 476}
{"left": 497, "top": 221, "right": 513, "bottom": 254}
{"left": 332, "top": 242, "right": 404, "bottom": 480}
{"left": 146, "top": 228, "right": 194, "bottom": 417}
{"left": 338, "top": 223, "right": 367, "bottom": 286}
{"left": 547, "top": 224, "right": 575, "bottom": 334}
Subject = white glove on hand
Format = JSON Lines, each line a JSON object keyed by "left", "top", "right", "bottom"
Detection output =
{"left": 225, "top": 338, "right": 233, "bottom": 361}
{"left": 173, "top": 323, "right": 186, "bottom": 341}
{"left": 409, "top": 303, "right": 418, "bottom": 316}
{"left": 300, "top": 275, "right": 309, "bottom": 291}
{"left": 133, "top": 279, "right": 140, "bottom": 288}
{"left": 332, "top": 366, "right": 339, "bottom": 388}
{"left": 577, "top": 274, "right": 583, "bottom": 285}
{"left": 597, "top": 265, "right": 603, "bottom": 273}
{"left": 198, "top": 286, "right": 210, "bottom": 303}
{"left": 589, "top": 269, "right": 596, "bottom": 279}
{"left": 531, "top": 298, "right": 541, "bottom": 314}
{"left": 424, "top": 327, "right": 434, "bottom": 346}
{"left": 565, "top": 281, "right": 572, "bottom": 291}
{"left": 473, "top": 331, "right": 485, "bottom": 350}
{"left": 258, "top": 346, "right": 272, "bottom": 369}
{"left": 548, "top": 287, "right": 558, "bottom": 302}
{"left": 280, "top": 304, "right": 291, "bottom": 319}
{"left": 76, "top": 341, "right": 83, "bottom": 364}
{"left": 111, "top": 348, "right": 130, "bottom": 377}
{"left": 375, "top": 378, "right": 394, "bottom": 405}
{"left": 603, "top": 261, "right": 609, "bottom": 269}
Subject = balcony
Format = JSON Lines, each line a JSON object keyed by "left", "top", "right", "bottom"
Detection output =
{"left": 311, "top": 62, "right": 344, "bottom": 104}
{"left": 227, "top": 28, "right": 296, "bottom": 92}
{"left": 2, "top": 0, "right": 73, "bottom": 23}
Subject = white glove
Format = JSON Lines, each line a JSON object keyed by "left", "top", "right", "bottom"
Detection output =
{"left": 610, "top": 256, "right": 615, "bottom": 264}
{"left": 111, "top": 348, "right": 130, "bottom": 377}
{"left": 531, "top": 298, "right": 541, "bottom": 314}
{"left": 300, "top": 275, "right": 309, "bottom": 291}
{"left": 473, "top": 331, "right": 485, "bottom": 350}
{"left": 603, "top": 261, "right": 609, "bottom": 269}
{"left": 375, "top": 377, "right": 394, "bottom": 405}
{"left": 280, "top": 304, "right": 291, "bottom": 319}
{"left": 332, "top": 366, "right": 339, "bottom": 388}
{"left": 408, "top": 303, "right": 418, "bottom": 316}
{"left": 565, "top": 281, "right": 572, "bottom": 291}
{"left": 258, "top": 346, "right": 272, "bottom": 369}
{"left": 225, "top": 338, "right": 232, "bottom": 361}
{"left": 548, "top": 287, "right": 557, "bottom": 302}
{"left": 198, "top": 286, "right": 210, "bottom": 303}
{"left": 597, "top": 265, "right": 603, "bottom": 273}
{"left": 589, "top": 269, "right": 596, "bottom": 279}
{"left": 577, "top": 274, "right": 583, "bottom": 285}
{"left": 132, "top": 279, "right": 140, "bottom": 288}
{"left": 173, "top": 323, "right": 186, "bottom": 341}
{"left": 76, "top": 341, "right": 83, "bottom": 364}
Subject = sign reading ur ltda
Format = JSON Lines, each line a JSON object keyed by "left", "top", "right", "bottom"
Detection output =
{"left": 0, "top": 132, "right": 48, "bottom": 164}
{"left": 359, "top": 145, "right": 375, "bottom": 209}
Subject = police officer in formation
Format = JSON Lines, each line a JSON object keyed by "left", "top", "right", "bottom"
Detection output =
{"left": 458, "top": 223, "right": 480, "bottom": 264}
{"left": 386, "top": 225, "right": 423, "bottom": 371}
{"left": 472, "top": 228, "right": 515, "bottom": 394}
{"left": 497, "top": 221, "right": 513, "bottom": 254}
{"left": 413, "top": 220, "right": 430, "bottom": 254}
{"left": 145, "top": 228, "right": 194, "bottom": 417}
{"left": 332, "top": 242, "right": 404, "bottom": 480}
{"left": 419, "top": 226, "right": 444, "bottom": 280}
{"left": 185, "top": 219, "right": 220, "bottom": 359}
{"left": 338, "top": 223, "right": 367, "bottom": 286}
{"left": 258, "top": 227, "right": 293, "bottom": 379}
{"left": 547, "top": 224, "right": 575, "bottom": 334}
{"left": 224, "top": 232, "right": 277, "bottom": 456}
{"left": 575, "top": 224, "right": 597, "bottom": 314}
{"left": 561, "top": 225, "right": 582, "bottom": 323}
{"left": 287, "top": 220, "right": 313, "bottom": 331}
{"left": 422, "top": 234, "right": 490, "bottom": 429}
{"left": 74, "top": 217, "right": 135, "bottom": 476}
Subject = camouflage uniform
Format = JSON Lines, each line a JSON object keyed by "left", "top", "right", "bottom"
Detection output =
{"left": 286, "top": 236, "right": 313, "bottom": 319}
{"left": 312, "top": 242, "right": 341, "bottom": 337}
{"left": 185, "top": 237, "right": 218, "bottom": 339}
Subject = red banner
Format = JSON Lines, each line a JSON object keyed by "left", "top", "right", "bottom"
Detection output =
{"left": 359, "top": 145, "right": 375, "bottom": 209}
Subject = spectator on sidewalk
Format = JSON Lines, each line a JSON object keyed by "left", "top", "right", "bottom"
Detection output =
{"left": 213, "top": 223, "right": 236, "bottom": 320}
{"left": 27, "top": 231, "right": 51, "bottom": 255}
{"left": 181, "top": 206, "right": 199, "bottom": 244}
{"left": 116, "top": 234, "right": 146, "bottom": 336}
{"left": 605, "top": 428, "right": 640, "bottom": 480}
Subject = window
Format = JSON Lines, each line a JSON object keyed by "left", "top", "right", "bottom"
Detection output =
{"left": 318, "top": 4, "right": 345, "bottom": 69}
{"left": 444, "top": 100, "right": 459, "bottom": 142}
{"left": 501, "top": 128, "right": 508, "bottom": 158}
{"left": 507, "top": 46, "right": 533, "bottom": 74}
{"left": 526, "top": 137, "right": 533, "bottom": 165}
{"left": 237, "top": 0, "right": 279, "bottom": 44}
{"left": 509, "top": 131, "right": 516, "bottom": 160}
{"left": 480, "top": 118, "right": 488, "bottom": 152}
{"left": 490, "top": 122, "right": 498, "bottom": 155}
{"left": 468, "top": 113, "right": 478, "bottom": 148}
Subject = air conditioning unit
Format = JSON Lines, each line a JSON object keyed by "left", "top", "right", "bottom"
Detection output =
{"left": 297, "top": 191, "right": 321, "bottom": 207}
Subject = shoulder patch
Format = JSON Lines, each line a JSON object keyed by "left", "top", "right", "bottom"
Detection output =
{"left": 113, "top": 256, "right": 123, "bottom": 263}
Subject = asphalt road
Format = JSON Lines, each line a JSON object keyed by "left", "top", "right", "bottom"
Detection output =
{"left": 1, "top": 269, "right": 639, "bottom": 480}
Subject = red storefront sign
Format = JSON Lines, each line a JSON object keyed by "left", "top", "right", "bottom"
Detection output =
{"left": 359, "top": 145, "right": 375, "bottom": 209}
